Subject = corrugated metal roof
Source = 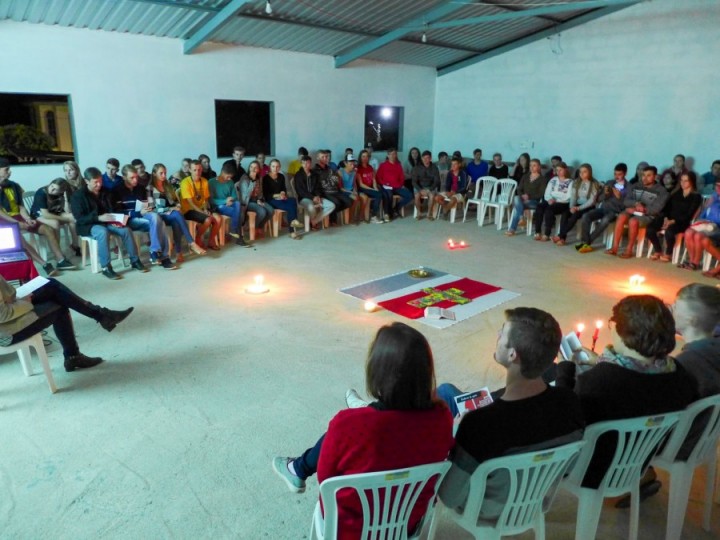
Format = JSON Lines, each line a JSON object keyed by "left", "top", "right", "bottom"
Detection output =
{"left": 0, "top": 0, "right": 640, "bottom": 70}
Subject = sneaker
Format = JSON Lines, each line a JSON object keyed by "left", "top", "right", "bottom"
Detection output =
{"left": 131, "top": 260, "right": 149, "bottom": 272}
{"left": 64, "top": 353, "right": 103, "bottom": 373}
{"left": 150, "top": 252, "right": 162, "bottom": 265}
{"left": 383, "top": 215, "right": 391, "bottom": 223}
{"left": 228, "top": 231, "right": 240, "bottom": 239}
{"left": 345, "top": 389, "right": 369, "bottom": 409}
{"left": 161, "top": 258, "right": 177, "bottom": 270}
{"left": 578, "top": 244, "right": 594, "bottom": 254}
{"left": 236, "top": 237, "right": 251, "bottom": 248}
{"left": 370, "top": 216, "right": 383, "bottom": 224}
{"left": 574, "top": 242, "right": 584, "bottom": 251}
{"left": 56, "top": 259, "right": 76, "bottom": 270}
{"left": 101, "top": 266, "right": 122, "bottom": 280}
{"left": 272, "top": 457, "right": 306, "bottom": 493}
{"left": 43, "top": 263, "right": 58, "bottom": 277}
{"left": 290, "top": 219, "right": 303, "bottom": 229}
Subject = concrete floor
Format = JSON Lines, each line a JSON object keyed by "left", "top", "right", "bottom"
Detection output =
{"left": 1, "top": 214, "right": 719, "bottom": 539}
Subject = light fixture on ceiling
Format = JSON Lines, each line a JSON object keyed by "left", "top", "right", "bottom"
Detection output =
{"left": 265, "top": 1, "right": 272, "bottom": 15}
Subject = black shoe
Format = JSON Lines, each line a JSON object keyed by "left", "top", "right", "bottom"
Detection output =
{"left": 71, "top": 245, "right": 81, "bottom": 257}
{"left": 64, "top": 353, "right": 103, "bottom": 372}
{"left": 131, "top": 260, "right": 149, "bottom": 273}
{"left": 101, "top": 266, "right": 122, "bottom": 280}
{"left": 236, "top": 237, "right": 251, "bottom": 248}
{"left": 57, "top": 259, "right": 76, "bottom": 270}
{"left": 99, "top": 307, "right": 134, "bottom": 332}
{"left": 161, "top": 258, "right": 177, "bottom": 270}
{"left": 43, "top": 263, "right": 58, "bottom": 277}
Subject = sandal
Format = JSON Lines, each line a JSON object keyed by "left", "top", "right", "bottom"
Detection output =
{"left": 681, "top": 262, "right": 699, "bottom": 271}
{"left": 702, "top": 270, "right": 720, "bottom": 279}
{"left": 619, "top": 251, "right": 633, "bottom": 259}
{"left": 533, "top": 233, "right": 541, "bottom": 241}
{"left": 505, "top": 230, "right": 516, "bottom": 237}
{"left": 555, "top": 239, "right": 566, "bottom": 246}
{"left": 539, "top": 235, "right": 550, "bottom": 242}
{"left": 649, "top": 253, "right": 660, "bottom": 261}
{"left": 659, "top": 254, "right": 671, "bottom": 262}
{"left": 605, "top": 249, "right": 617, "bottom": 256}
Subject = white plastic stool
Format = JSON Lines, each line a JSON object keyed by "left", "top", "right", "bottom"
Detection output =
{"left": 1, "top": 332, "right": 57, "bottom": 393}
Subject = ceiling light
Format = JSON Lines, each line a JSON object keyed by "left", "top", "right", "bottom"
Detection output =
{"left": 265, "top": 1, "right": 272, "bottom": 15}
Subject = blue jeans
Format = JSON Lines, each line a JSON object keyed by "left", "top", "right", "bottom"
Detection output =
{"left": 359, "top": 187, "right": 383, "bottom": 217}
{"left": 90, "top": 224, "right": 139, "bottom": 268}
{"left": 509, "top": 197, "right": 539, "bottom": 231}
{"left": 381, "top": 187, "right": 412, "bottom": 217}
{"left": 216, "top": 201, "right": 242, "bottom": 234}
{"left": 269, "top": 198, "right": 298, "bottom": 231}
{"left": 437, "top": 383, "right": 463, "bottom": 418}
{"left": 160, "top": 210, "right": 194, "bottom": 252}
{"left": 247, "top": 201, "right": 274, "bottom": 228}
{"left": 128, "top": 212, "right": 169, "bottom": 257}
{"left": 293, "top": 434, "right": 325, "bottom": 480}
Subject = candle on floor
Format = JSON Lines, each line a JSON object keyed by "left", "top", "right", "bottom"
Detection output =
{"left": 245, "top": 274, "right": 270, "bottom": 294}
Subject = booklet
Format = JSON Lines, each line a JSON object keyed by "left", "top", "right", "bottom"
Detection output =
{"left": 15, "top": 276, "right": 49, "bottom": 299}
{"left": 560, "top": 331, "right": 589, "bottom": 363}
{"left": 454, "top": 387, "right": 493, "bottom": 414}
{"left": 105, "top": 213, "right": 129, "bottom": 226}
{"left": 424, "top": 306, "right": 456, "bottom": 320}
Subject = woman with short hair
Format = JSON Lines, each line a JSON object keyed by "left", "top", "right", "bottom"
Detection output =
{"left": 272, "top": 322, "right": 453, "bottom": 538}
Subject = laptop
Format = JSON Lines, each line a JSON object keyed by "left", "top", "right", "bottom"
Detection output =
{"left": 0, "top": 222, "right": 30, "bottom": 263}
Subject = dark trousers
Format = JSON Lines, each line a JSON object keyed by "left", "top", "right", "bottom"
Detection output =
{"left": 534, "top": 201, "right": 570, "bottom": 235}
{"left": 381, "top": 187, "right": 413, "bottom": 217}
{"left": 10, "top": 278, "right": 100, "bottom": 357}
{"left": 646, "top": 219, "right": 687, "bottom": 255}
{"left": 324, "top": 192, "right": 353, "bottom": 223}
{"left": 559, "top": 207, "right": 592, "bottom": 240}
{"left": 293, "top": 434, "right": 325, "bottom": 479}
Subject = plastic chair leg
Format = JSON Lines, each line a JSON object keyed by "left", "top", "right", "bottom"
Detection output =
{"left": 665, "top": 465, "right": 693, "bottom": 540}
{"left": 574, "top": 489, "right": 605, "bottom": 540}
{"left": 704, "top": 454, "right": 717, "bottom": 530}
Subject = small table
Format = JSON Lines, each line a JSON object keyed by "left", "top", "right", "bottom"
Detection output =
{"left": 0, "top": 259, "right": 39, "bottom": 284}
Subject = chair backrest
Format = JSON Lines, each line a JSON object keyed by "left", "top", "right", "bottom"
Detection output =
{"left": 478, "top": 176, "right": 497, "bottom": 202}
{"left": 494, "top": 179, "right": 517, "bottom": 205}
{"left": 22, "top": 190, "right": 35, "bottom": 211}
{"left": 653, "top": 394, "right": 720, "bottom": 467}
{"left": 316, "top": 461, "right": 451, "bottom": 539}
{"left": 564, "top": 413, "right": 680, "bottom": 496}
{"left": 457, "top": 441, "right": 585, "bottom": 535}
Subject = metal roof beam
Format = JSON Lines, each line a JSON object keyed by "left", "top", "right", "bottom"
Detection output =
{"left": 129, "top": 0, "right": 220, "bottom": 13}
{"left": 183, "top": 0, "right": 251, "bottom": 54}
{"left": 334, "top": 1, "right": 466, "bottom": 68}
{"left": 437, "top": 2, "right": 642, "bottom": 76}
{"left": 428, "top": 0, "right": 640, "bottom": 30}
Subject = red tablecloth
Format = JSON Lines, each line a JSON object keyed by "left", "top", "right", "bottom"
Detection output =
{"left": 0, "top": 259, "right": 39, "bottom": 283}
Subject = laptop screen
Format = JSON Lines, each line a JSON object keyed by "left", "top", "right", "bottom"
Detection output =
{"left": 0, "top": 222, "right": 23, "bottom": 254}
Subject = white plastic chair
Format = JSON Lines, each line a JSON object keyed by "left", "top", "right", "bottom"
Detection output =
{"left": 80, "top": 235, "right": 128, "bottom": 273}
{"left": 0, "top": 332, "right": 57, "bottom": 393}
{"left": 309, "top": 461, "right": 451, "bottom": 540}
{"left": 483, "top": 179, "right": 517, "bottom": 230}
{"left": 429, "top": 441, "right": 585, "bottom": 540}
{"left": 561, "top": 413, "right": 680, "bottom": 540}
{"left": 651, "top": 394, "right": 720, "bottom": 540}
{"left": 464, "top": 176, "right": 497, "bottom": 225}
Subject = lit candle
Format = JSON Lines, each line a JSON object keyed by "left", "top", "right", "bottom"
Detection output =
{"left": 460, "top": 241, "right": 466, "bottom": 247}
{"left": 364, "top": 301, "right": 379, "bottom": 312}
{"left": 576, "top": 322, "right": 585, "bottom": 338}
{"left": 245, "top": 274, "right": 269, "bottom": 294}
{"left": 591, "top": 320, "right": 602, "bottom": 352}
{"left": 629, "top": 274, "right": 645, "bottom": 289}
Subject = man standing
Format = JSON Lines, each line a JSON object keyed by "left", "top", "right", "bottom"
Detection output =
{"left": 437, "top": 308, "right": 584, "bottom": 514}
{"left": 606, "top": 165, "right": 669, "bottom": 258}
{"left": 113, "top": 165, "right": 175, "bottom": 269}
{"left": 376, "top": 148, "right": 412, "bottom": 222}
{"left": 222, "top": 146, "right": 246, "bottom": 183}
{"left": 576, "top": 163, "right": 629, "bottom": 253}
{"left": 294, "top": 155, "right": 335, "bottom": 230}
{"left": 411, "top": 150, "right": 440, "bottom": 220}
{"left": 71, "top": 167, "right": 147, "bottom": 279}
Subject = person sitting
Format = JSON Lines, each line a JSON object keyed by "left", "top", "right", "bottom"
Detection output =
{"left": 506, "top": 159, "right": 546, "bottom": 236}
{"left": 101, "top": 158, "right": 122, "bottom": 191}
{"left": 552, "top": 163, "right": 600, "bottom": 246}
{"left": 30, "top": 178, "right": 80, "bottom": 260}
{"left": 404, "top": 147, "right": 421, "bottom": 190}
{"left": 338, "top": 155, "right": 367, "bottom": 225}
{"left": 315, "top": 150, "right": 351, "bottom": 225}
{"left": 238, "top": 160, "right": 275, "bottom": 237}
{"left": 294, "top": 155, "right": 335, "bottom": 231}
{"left": 355, "top": 150, "right": 383, "bottom": 224}
{"left": 436, "top": 151, "right": 449, "bottom": 180}
{"left": 673, "top": 283, "right": 720, "bottom": 398}
{"left": 0, "top": 159, "right": 72, "bottom": 275}
{"left": 606, "top": 165, "right": 669, "bottom": 258}
{"left": 553, "top": 295, "right": 698, "bottom": 491}
{"left": 170, "top": 158, "right": 191, "bottom": 187}
{"left": 209, "top": 163, "right": 247, "bottom": 246}
{"left": 256, "top": 152, "right": 270, "bottom": 177}
{"left": 198, "top": 153, "right": 217, "bottom": 181}
{"left": 0, "top": 275, "right": 133, "bottom": 371}
{"left": 61, "top": 161, "right": 84, "bottom": 254}
{"left": 682, "top": 179, "right": 720, "bottom": 275}
{"left": 435, "top": 155, "right": 468, "bottom": 220}
{"left": 628, "top": 161, "right": 649, "bottom": 185}
{"left": 113, "top": 165, "right": 175, "bottom": 269}
{"left": 465, "top": 148, "right": 489, "bottom": 193}
{"left": 179, "top": 160, "right": 221, "bottom": 251}
{"left": 576, "top": 163, "right": 629, "bottom": 253}
{"left": 376, "top": 148, "right": 412, "bottom": 221}
{"left": 272, "top": 322, "right": 454, "bottom": 538}
{"left": 544, "top": 155, "right": 562, "bottom": 182}
{"left": 286, "top": 146, "right": 308, "bottom": 178}
{"left": 488, "top": 153, "right": 509, "bottom": 179}
{"left": 411, "top": 150, "right": 440, "bottom": 220}
{"left": 646, "top": 171, "right": 702, "bottom": 262}
{"left": 436, "top": 308, "right": 584, "bottom": 515}
{"left": 533, "top": 161, "right": 572, "bottom": 241}
{"left": 150, "top": 164, "right": 206, "bottom": 261}
{"left": 222, "top": 146, "right": 246, "bottom": 183}
{"left": 659, "top": 154, "right": 688, "bottom": 194}
{"left": 511, "top": 152, "right": 530, "bottom": 182}
{"left": 700, "top": 160, "right": 720, "bottom": 195}
{"left": 263, "top": 159, "right": 302, "bottom": 239}
{"left": 130, "top": 159, "right": 153, "bottom": 198}
{"left": 70, "top": 167, "right": 147, "bottom": 279}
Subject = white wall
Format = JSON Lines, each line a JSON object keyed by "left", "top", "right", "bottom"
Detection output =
{"left": 434, "top": 0, "right": 719, "bottom": 180}
{"left": 0, "top": 20, "right": 436, "bottom": 189}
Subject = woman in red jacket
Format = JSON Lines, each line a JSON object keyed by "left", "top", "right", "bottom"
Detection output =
{"left": 272, "top": 322, "right": 454, "bottom": 539}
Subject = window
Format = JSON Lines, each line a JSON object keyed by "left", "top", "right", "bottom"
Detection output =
{"left": 364, "top": 105, "right": 403, "bottom": 151}
{"left": 215, "top": 100, "right": 273, "bottom": 158}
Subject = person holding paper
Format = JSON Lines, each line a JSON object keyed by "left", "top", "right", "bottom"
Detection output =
{"left": 70, "top": 167, "right": 147, "bottom": 280}
{"left": 113, "top": 165, "right": 175, "bottom": 269}
{"left": 437, "top": 308, "right": 584, "bottom": 516}
{"left": 376, "top": 148, "right": 412, "bottom": 221}
{"left": 0, "top": 274, "right": 133, "bottom": 372}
